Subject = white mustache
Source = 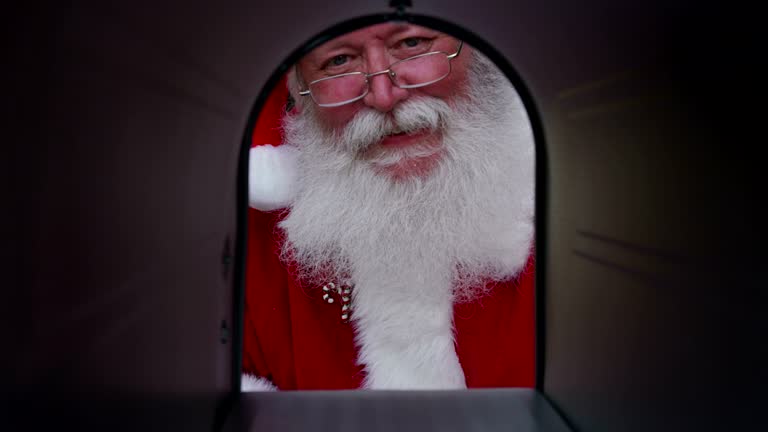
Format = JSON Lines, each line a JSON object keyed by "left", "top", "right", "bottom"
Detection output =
{"left": 338, "top": 97, "right": 452, "bottom": 154}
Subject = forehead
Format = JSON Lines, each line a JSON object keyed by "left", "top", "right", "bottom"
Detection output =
{"left": 303, "top": 23, "right": 446, "bottom": 57}
{"left": 324, "top": 22, "right": 441, "bottom": 43}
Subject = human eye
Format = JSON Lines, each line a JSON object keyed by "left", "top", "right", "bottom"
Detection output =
{"left": 321, "top": 54, "right": 355, "bottom": 73}
{"left": 392, "top": 37, "right": 433, "bottom": 57}
{"left": 402, "top": 37, "right": 430, "bottom": 48}
{"left": 396, "top": 36, "right": 432, "bottom": 50}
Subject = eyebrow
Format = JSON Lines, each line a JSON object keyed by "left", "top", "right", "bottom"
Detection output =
{"left": 389, "top": 26, "right": 440, "bottom": 38}
{"left": 315, "top": 41, "right": 358, "bottom": 54}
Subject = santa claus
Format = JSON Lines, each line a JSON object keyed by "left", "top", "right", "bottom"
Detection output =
{"left": 242, "top": 22, "right": 535, "bottom": 391}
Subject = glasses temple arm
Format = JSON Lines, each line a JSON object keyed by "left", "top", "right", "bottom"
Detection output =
{"left": 447, "top": 41, "right": 464, "bottom": 59}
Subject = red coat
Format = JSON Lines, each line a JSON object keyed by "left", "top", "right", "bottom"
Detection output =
{"left": 242, "top": 209, "right": 535, "bottom": 389}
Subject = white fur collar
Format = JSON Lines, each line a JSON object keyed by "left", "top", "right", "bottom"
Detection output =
{"left": 352, "top": 280, "right": 467, "bottom": 389}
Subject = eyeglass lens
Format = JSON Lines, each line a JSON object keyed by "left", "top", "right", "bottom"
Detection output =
{"left": 311, "top": 75, "right": 367, "bottom": 106}
{"left": 310, "top": 53, "right": 452, "bottom": 106}
{"left": 391, "top": 54, "right": 451, "bottom": 88}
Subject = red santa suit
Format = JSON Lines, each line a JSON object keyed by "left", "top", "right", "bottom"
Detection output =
{"left": 242, "top": 77, "right": 535, "bottom": 390}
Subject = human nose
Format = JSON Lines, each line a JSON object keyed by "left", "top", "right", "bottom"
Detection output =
{"left": 362, "top": 66, "right": 409, "bottom": 112}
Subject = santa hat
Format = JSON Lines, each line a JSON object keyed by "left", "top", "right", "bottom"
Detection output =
{"left": 248, "top": 74, "right": 299, "bottom": 211}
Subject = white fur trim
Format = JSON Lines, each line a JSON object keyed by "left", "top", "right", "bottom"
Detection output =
{"left": 352, "top": 280, "right": 467, "bottom": 390}
{"left": 241, "top": 373, "right": 278, "bottom": 391}
{"left": 249, "top": 144, "right": 299, "bottom": 211}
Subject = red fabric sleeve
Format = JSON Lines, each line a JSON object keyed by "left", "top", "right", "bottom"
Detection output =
{"left": 454, "top": 254, "right": 536, "bottom": 388}
{"left": 242, "top": 209, "right": 298, "bottom": 389}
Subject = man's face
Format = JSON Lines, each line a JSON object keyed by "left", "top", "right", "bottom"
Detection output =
{"left": 295, "top": 23, "right": 472, "bottom": 179}
{"left": 282, "top": 33, "right": 535, "bottom": 305}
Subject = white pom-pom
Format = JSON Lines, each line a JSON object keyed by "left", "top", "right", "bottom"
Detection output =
{"left": 249, "top": 144, "right": 299, "bottom": 211}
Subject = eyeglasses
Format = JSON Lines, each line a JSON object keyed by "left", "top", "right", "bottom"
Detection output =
{"left": 299, "top": 41, "right": 464, "bottom": 108}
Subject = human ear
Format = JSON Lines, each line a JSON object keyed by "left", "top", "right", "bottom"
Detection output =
{"left": 287, "top": 67, "right": 305, "bottom": 114}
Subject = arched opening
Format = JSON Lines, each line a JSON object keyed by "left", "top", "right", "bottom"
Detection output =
{"left": 237, "top": 16, "right": 544, "bottom": 392}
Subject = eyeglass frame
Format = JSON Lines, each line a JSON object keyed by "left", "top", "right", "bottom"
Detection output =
{"left": 298, "top": 41, "right": 464, "bottom": 108}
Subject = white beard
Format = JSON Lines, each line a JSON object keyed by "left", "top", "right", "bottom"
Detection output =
{"left": 279, "top": 52, "right": 535, "bottom": 389}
